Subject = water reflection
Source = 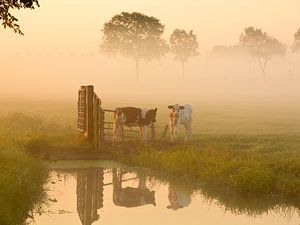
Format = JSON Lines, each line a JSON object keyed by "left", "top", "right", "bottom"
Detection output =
{"left": 112, "top": 169, "right": 156, "bottom": 207}
{"left": 31, "top": 166, "right": 300, "bottom": 225}
{"left": 167, "top": 184, "right": 191, "bottom": 210}
{"left": 76, "top": 169, "right": 104, "bottom": 225}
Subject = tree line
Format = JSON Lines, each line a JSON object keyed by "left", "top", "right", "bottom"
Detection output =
{"left": 100, "top": 12, "right": 299, "bottom": 80}
{"left": 1, "top": 4, "right": 300, "bottom": 80}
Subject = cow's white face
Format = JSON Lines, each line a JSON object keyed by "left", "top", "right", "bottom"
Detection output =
{"left": 168, "top": 104, "right": 184, "bottom": 125}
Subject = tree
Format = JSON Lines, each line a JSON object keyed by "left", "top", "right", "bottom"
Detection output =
{"left": 239, "top": 27, "right": 286, "bottom": 80}
{"left": 100, "top": 12, "right": 169, "bottom": 80}
{"left": 0, "top": 0, "right": 39, "bottom": 35}
{"left": 169, "top": 29, "right": 199, "bottom": 78}
{"left": 293, "top": 28, "right": 300, "bottom": 53}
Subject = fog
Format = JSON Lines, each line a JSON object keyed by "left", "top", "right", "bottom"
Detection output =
{"left": 1, "top": 0, "right": 300, "bottom": 106}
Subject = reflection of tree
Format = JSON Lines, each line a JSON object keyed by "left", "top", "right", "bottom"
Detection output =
{"left": 167, "top": 184, "right": 192, "bottom": 210}
{"left": 76, "top": 169, "right": 104, "bottom": 225}
{"left": 112, "top": 169, "right": 156, "bottom": 208}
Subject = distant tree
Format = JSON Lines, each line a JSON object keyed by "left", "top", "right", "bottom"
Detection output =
{"left": 239, "top": 27, "right": 286, "bottom": 80}
{"left": 169, "top": 29, "right": 199, "bottom": 77}
{"left": 100, "top": 12, "right": 169, "bottom": 80}
{"left": 293, "top": 28, "right": 300, "bottom": 53}
{"left": 0, "top": 0, "right": 39, "bottom": 35}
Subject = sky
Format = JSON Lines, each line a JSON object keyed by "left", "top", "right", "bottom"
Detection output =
{"left": 1, "top": 0, "right": 299, "bottom": 53}
{"left": 0, "top": 0, "right": 300, "bottom": 103}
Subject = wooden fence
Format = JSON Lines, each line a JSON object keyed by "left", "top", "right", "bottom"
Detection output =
{"left": 77, "top": 85, "right": 104, "bottom": 151}
{"left": 78, "top": 85, "right": 154, "bottom": 151}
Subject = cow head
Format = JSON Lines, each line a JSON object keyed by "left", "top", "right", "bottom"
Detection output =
{"left": 168, "top": 104, "right": 184, "bottom": 123}
{"left": 145, "top": 108, "right": 158, "bottom": 124}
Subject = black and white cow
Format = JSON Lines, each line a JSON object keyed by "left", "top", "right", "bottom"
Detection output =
{"left": 168, "top": 104, "right": 192, "bottom": 142}
{"left": 113, "top": 107, "right": 157, "bottom": 142}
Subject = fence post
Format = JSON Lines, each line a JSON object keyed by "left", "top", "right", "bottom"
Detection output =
{"left": 85, "top": 85, "right": 94, "bottom": 144}
{"left": 99, "top": 107, "right": 105, "bottom": 151}
{"left": 93, "top": 95, "right": 100, "bottom": 151}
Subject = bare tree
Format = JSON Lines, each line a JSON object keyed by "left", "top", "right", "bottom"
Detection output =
{"left": 0, "top": 0, "right": 39, "bottom": 35}
{"left": 169, "top": 29, "right": 199, "bottom": 78}
{"left": 239, "top": 27, "right": 286, "bottom": 80}
{"left": 100, "top": 12, "right": 169, "bottom": 80}
{"left": 293, "top": 28, "right": 300, "bottom": 53}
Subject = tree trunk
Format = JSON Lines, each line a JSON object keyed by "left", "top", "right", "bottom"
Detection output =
{"left": 135, "top": 58, "right": 140, "bottom": 81}
{"left": 258, "top": 58, "right": 268, "bottom": 81}
{"left": 182, "top": 61, "right": 185, "bottom": 78}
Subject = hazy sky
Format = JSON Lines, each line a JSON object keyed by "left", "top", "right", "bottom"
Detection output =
{"left": 0, "top": 0, "right": 300, "bottom": 103}
{"left": 1, "top": 0, "right": 299, "bottom": 54}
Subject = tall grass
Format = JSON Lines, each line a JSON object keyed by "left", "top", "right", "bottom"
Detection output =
{"left": 0, "top": 148, "right": 46, "bottom": 225}
{"left": 118, "top": 135, "right": 300, "bottom": 205}
{"left": 0, "top": 112, "right": 67, "bottom": 225}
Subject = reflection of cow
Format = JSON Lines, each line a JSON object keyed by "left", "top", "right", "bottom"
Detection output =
{"left": 112, "top": 169, "right": 156, "bottom": 208}
{"left": 168, "top": 104, "right": 192, "bottom": 142}
{"left": 113, "top": 107, "right": 157, "bottom": 143}
{"left": 167, "top": 184, "right": 192, "bottom": 210}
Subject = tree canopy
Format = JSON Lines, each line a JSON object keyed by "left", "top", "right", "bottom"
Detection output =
{"left": 239, "top": 27, "right": 286, "bottom": 79}
{"left": 0, "top": 0, "right": 39, "bottom": 35}
{"left": 169, "top": 29, "right": 199, "bottom": 77}
{"left": 293, "top": 28, "right": 300, "bottom": 53}
{"left": 100, "top": 12, "right": 168, "bottom": 79}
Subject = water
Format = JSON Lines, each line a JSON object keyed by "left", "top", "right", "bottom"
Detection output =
{"left": 29, "top": 161, "right": 300, "bottom": 225}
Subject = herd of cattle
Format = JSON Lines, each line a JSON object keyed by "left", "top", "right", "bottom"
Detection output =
{"left": 113, "top": 104, "right": 192, "bottom": 143}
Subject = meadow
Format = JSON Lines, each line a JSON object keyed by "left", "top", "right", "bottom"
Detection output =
{"left": 0, "top": 100, "right": 300, "bottom": 223}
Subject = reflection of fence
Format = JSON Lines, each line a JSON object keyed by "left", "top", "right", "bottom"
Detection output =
{"left": 78, "top": 85, "right": 154, "bottom": 151}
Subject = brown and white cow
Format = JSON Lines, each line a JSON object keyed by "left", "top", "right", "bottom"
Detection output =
{"left": 113, "top": 107, "right": 157, "bottom": 142}
{"left": 168, "top": 104, "right": 192, "bottom": 142}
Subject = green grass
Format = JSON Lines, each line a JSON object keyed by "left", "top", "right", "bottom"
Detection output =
{"left": 0, "top": 112, "right": 58, "bottom": 225}
{"left": 117, "top": 135, "right": 300, "bottom": 206}
{"left": 0, "top": 148, "right": 46, "bottom": 225}
{"left": 1, "top": 101, "right": 300, "bottom": 218}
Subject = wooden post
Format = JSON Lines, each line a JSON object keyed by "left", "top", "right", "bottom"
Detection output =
{"left": 93, "top": 95, "right": 100, "bottom": 151}
{"left": 86, "top": 85, "right": 94, "bottom": 144}
{"left": 78, "top": 86, "right": 86, "bottom": 133}
{"left": 99, "top": 107, "right": 104, "bottom": 151}
{"left": 163, "top": 124, "right": 169, "bottom": 139}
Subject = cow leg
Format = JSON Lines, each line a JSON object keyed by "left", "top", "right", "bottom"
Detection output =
{"left": 189, "top": 123, "right": 192, "bottom": 141}
{"left": 151, "top": 123, "right": 156, "bottom": 141}
{"left": 139, "top": 126, "right": 144, "bottom": 141}
{"left": 113, "top": 123, "right": 119, "bottom": 143}
{"left": 169, "top": 124, "right": 174, "bottom": 142}
{"left": 184, "top": 124, "right": 189, "bottom": 143}
{"left": 174, "top": 126, "right": 178, "bottom": 142}
{"left": 144, "top": 126, "right": 148, "bottom": 141}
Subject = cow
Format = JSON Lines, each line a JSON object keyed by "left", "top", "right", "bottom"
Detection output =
{"left": 113, "top": 107, "right": 157, "bottom": 143}
{"left": 168, "top": 104, "right": 192, "bottom": 142}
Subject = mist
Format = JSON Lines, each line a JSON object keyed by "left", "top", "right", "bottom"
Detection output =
{"left": 1, "top": 0, "right": 300, "bottom": 107}
{"left": 1, "top": 50, "right": 300, "bottom": 106}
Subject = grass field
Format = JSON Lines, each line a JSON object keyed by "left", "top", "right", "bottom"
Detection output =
{"left": 0, "top": 100, "right": 300, "bottom": 217}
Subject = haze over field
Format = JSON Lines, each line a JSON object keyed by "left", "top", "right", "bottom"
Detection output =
{"left": 1, "top": 0, "right": 300, "bottom": 104}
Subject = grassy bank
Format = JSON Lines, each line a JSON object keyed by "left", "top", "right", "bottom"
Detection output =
{"left": 0, "top": 113, "right": 60, "bottom": 225}
{"left": 118, "top": 134, "right": 300, "bottom": 205}
{"left": 0, "top": 149, "right": 46, "bottom": 225}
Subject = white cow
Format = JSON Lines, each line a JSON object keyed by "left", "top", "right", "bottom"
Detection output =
{"left": 168, "top": 104, "right": 192, "bottom": 142}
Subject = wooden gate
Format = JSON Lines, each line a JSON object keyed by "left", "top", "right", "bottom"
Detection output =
{"left": 77, "top": 85, "right": 104, "bottom": 151}
{"left": 78, "top": 85, "right": 156, "bottom": 151}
